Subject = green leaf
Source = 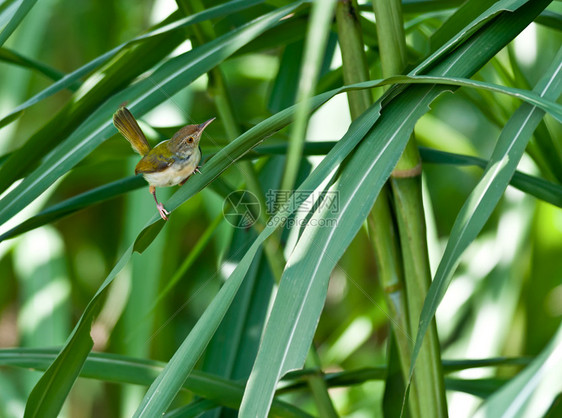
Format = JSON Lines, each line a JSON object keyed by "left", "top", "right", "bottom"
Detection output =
{"left": 280, "top": 0, "right": 338, "bottom": 191}
{"left": 389, "top": 75, "right": 562, "bottom": 123}
{"left": 0, "top": 0, "right": 38, "bottom": 47}
{"left": 409, "top": 47, "right": 562, "bottom": 386}
{"left": 268, "top": 40, "right": 303, "bottom": 113}
{"left": 475, "top": 325, "right": 562, "bottom": 417}
{"left": 21, "top": 4, "right": 304, "bottom": 417}
{"left": 411, "top": 0, "right": 531, "bottom": 77}
{"left": 445, "top": 378, "right": 506, "bottom": 399}
{"left": 241, "top": 1, "right": 553, "bottom": 414}
{"left": 0, "top": 176, "right": 145, "bottom": 242}
{"left": 535, "top": 10, "right": 562, "bottom": 30}
{"left": 133, "top": 99, "right": 381, "bottom": 417}
{"left": 4, "top": 62, "right": 561, "bottom": 229}
{"left": 239, "top": 83, "right": 442, "bottom": 417}
{"left": 0, "top": 348, "right": 310, "bottom": 417}
{"left": 202, "top": 158, "right": 281, "bottom": 387}
{"left": 0, "top": 2, "right": 304, "bottom": 227}
{"left": 164, "top": 400, "right": 217, "bottom": 418}
{"left": 0, "top": 47, "right": 77, "bottom": 88}
{"left": 419, "top": 147, "right": 562, "bottom": 208}
{"left": 0, "top": 0, "right": 267, "bottom": 129}
{"left": 0, "top": 11, "right": 186, "bottom": 193}
{"left": 24, "top": 247, "right": 132, "bottom": 418}
{"left": 429, "top": 0, "right": 497, "bottom": 52}
{"left": 4, "top": 144, "right": 560, "bottom": 243}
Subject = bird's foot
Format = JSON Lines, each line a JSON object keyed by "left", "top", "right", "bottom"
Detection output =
{"left": 157, "top": 203, "right": 170, "bottom": 220}
{"left": 194, "top": 166, "right": 202, "bottom": 174}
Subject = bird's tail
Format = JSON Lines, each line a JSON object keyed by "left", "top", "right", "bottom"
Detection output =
{"left": 113, "top": 107, "right": 151, "bottom": 156}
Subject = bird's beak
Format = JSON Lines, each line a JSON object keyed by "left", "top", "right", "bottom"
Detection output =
{"left": 197, "top": 117, "right": 216, "bottom": 132}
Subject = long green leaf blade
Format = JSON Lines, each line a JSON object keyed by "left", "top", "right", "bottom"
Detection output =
{"left": 240, "top": 1, "right": 553, "bottom": 414}
{"left": 410, "top": 47, "right": 562, "bottom": 385}
{"left": 240, "top": 84, "right": 443, "bottom": 417}
{"left": 0, "top": 0, "right": 38, "bottom": 46}
{"left": 133, "top": 102, "right": 382, "bottom": 417}
{"left": 0, "top": 349, "right": 309, "bottom": 417}
{"left": 0, "top": 3, "right": 303, "bottom": 227}
{"left": 475, "top": 325, "right": 562, "bottom": 417}
{"left": 0, "top": 0, "right": 266, "bottom": 128}
{"left": 21, "top": 4, "right": 304, "bottom": 417}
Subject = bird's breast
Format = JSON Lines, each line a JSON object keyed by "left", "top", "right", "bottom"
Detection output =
{"left": 142, "top": 148, "right": 201, "bottom": 187}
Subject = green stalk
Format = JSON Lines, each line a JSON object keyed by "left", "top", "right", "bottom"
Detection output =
{"left": 304, "top": 346, "right": 338, "bottom": 418}
{"left": 176, "top": 0, "right": 284, "bottom": 281}
{"left": 280, "top": 0, "right": 338, "bottom": 192}
{"left": 175, "top": 2, "right": 334, "bottom": 413}
{"left": 336, "top": 1, "right": 420, "bottom": 416}
{"left": 372, "top": 0, "right": 447, "bottom": 416}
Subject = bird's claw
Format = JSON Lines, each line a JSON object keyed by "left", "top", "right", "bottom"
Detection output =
{"left": 194, "top": 166, "right": 202, "bottom": 174}
{"left": 157, "top": 203, "right": 170, "bottom": 220}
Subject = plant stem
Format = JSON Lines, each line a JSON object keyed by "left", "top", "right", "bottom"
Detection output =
{"left": 280, "top": 0, "right": 338, "bottom": 192}
{"left": 373, "top": 0, "right": 447, "bottom": 416}
{"left": 336, "top": 1, "right": 422, "bottom": 415}
{"left": 177, "top": 3, "right": 338, "bottom": 413}
{"left": 305, "top": 346, "right": 338, "bottom": 418}
{"left": 176, "top": 0, "right": 284, "bottom": 281}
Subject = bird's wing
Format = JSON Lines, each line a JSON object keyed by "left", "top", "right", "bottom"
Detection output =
{"left": 113, "top": 107, "right": 151, "bottom": 156}
{"left": 135, "top": 149, "right": 175, "bottom": 174}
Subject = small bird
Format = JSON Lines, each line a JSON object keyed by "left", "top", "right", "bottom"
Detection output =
{"left": 112, "top": 106, "right": 215, "bottom": 220}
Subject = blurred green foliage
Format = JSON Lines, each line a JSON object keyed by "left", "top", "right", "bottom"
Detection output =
{"left": 0, "top": 0, "right": 561, "bottom": 417}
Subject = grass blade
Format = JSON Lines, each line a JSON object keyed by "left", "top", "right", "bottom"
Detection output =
{"left": 0, "top": 47, "right": 77, "bottom": 87}
{"left": 239, "top": 83, "right": 442, "bottom": 416}
{"left": 409, "top": 48, "right": 562, "bottom": 385}
{"left": 419, "top": 147, "right": 562, "bottom": 208}
{"left": 280, "top": 0, "right": 337, "bottom": 191}
{"left": 0, "top": 177, "right": 145, "bottom": 242}
{"left": 0, "top": 349, "right": 310, "bottom": 417}
{"left": 21, "top": 4, "right": 304, "bottom": 417}
{"left": 0, "top": 0, "right": 38, "bottom": 47}
{"left": 241, "top": 1, "right": 553, "bottom": 414}
{"left": 0, "top": 0, "right": 266, "bottom": 129}
{"left": 133, "top": 102, "right": 381, "bottom": 417}
{"left": 475, "top": 325, "right": 562, "bottom": 417}
{"left": 24, "top": 246, "right": 133, "bottom": 418}
{"left": 0, "top": 3, "right": 303, "bottom": 227}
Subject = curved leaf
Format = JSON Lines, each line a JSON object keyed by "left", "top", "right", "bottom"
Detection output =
{"left": 0, "top": 0, "right": 38, "bottom": 47}
{"left": 0, "top": 47, "right": 76, "bottom": 87}
{"left": 22, "top": 4, "right": 304, "bottom": 417}
{"left": 133, "top": 101, "right": 382, "bottom": 417}
{"left": 475, "top": 325, "right": 562, "bottom": 417}
{"left": 0, "top": 349, "right": 310, "bottom": 417}
{"left": 0, "top": 0, "right": 266, "bottom": 128}
{"left": 241, "top": 1, "right": 553, "bottom": 414}
{"left": 4, "top": 144, "right": 562, "bottom": 242}
{"left": 0, "top": 2, "right": 303, "bottom": 227}
{"left": 239, "top": 84, "right": 444, "bottom": 417}
{"left": 409, "top": 48, "right": 562, "bottom": 385}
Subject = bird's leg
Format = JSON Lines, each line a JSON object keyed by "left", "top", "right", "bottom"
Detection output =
{"left": 150, "top": 185, "right": 169, "bottom": 220}
{"left": 194, "top": 166, "right": 202, "bottom": 174}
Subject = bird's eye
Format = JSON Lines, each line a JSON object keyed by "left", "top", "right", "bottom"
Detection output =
{"left": 187, "top": 137, "right": 193, "bottom": 143}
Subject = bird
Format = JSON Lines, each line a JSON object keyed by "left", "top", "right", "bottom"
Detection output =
{"left": 112, "top": 106, "right": 215, "bottom": 220}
